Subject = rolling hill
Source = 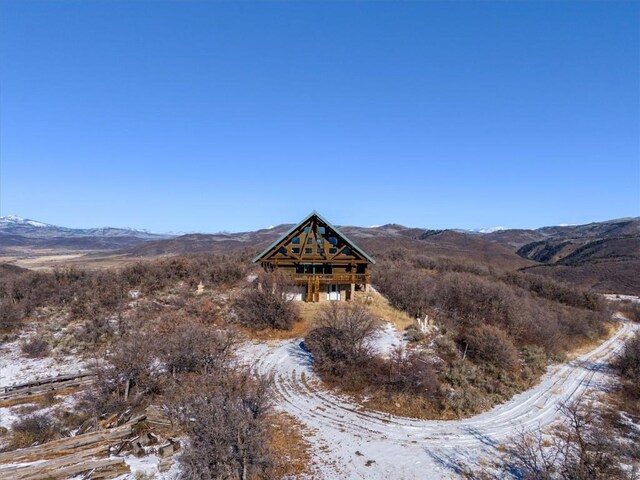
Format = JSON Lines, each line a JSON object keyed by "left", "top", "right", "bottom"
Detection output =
{"left": 2, "top": 215, "right": 638, "bottom": 294}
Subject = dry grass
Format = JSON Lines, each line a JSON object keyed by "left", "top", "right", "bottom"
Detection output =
{"left": 356, "top": 289, "right": 415, "bottom": 331}
{"left": 268, "top": 412, "right": 314, "bottom": 478}
{"left": 361, "top": 391, "right": 445, "bottom": 420}
{"left": 565, "top": 321, "right": 619, "bottom": 360}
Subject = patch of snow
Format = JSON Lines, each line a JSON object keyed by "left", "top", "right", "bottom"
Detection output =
{"left": 0, "top": 337, "right": 87, "bottom": 387}
{"left": 370, "top": 323, "right": 405, "bottom": 356}
{"left": 474, "top": 226, "right": 509, "bottom": 233}
{"left": 603, "top": 294, "right": 640, "bottom": 303}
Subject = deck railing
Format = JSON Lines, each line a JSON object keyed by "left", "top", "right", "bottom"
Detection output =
{"left": 286, "top": 273, "right": 369, "bottom": 284}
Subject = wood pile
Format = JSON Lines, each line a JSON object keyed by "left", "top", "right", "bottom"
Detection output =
{"left": 0, "top": 372, "right": 94, "bottom": 406}
{"left": 0, "top": 416, "right": 145, "bottom": 480}
{"left": 0, "top": 406, "right": 181, "bottom": 480}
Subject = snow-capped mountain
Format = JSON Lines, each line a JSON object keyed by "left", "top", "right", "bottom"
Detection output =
{"left": 473, "top": 226, "right": 509, "bottom": 234}
{"left": 0, "top": 215, "right": 173, "bottom": 253}
{"left": 0, "top": 215, "right": 51, "bottom": 228}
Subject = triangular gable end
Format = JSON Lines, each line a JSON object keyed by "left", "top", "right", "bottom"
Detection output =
{"left": 253, "top": 211, "right": 375, "bottom": 265}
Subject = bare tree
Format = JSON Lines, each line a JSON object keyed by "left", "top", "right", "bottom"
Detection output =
{"left": 175, "top": 371, "right": 274, "bottom": 480}
{"left": 159, "top": 320, "right": 239, "bottom": 376}
{"left": 468, "top": 398, "right": 634, "bottom": 480}
{"left": 304, "top": 303, "right": 380, "bottom": 388}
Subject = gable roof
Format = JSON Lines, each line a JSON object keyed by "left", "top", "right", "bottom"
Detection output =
{"left": 252, "top": 211, "right": 376, "bottom": 264}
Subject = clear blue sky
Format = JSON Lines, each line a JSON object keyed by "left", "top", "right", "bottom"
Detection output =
{"left": 1, "top": 1, "right": 638, "bottom": 233}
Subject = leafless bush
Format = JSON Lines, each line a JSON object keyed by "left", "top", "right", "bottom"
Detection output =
{"left": 79, "top": 332, "right": 164, "bottom": 417}
{"left": 0, "top": 300, "right": 22, "bottom": 331}
{"left": 158, "top": 320, "right": 239, "bottom": 376}
{"left": 174, "top": 371, "right": 273, "bottom": 480}
{"left": 460, "top": 325, "right": 519, "bottom": 372}
{"left": 373, "top": 259, "right": 608, "bottom": 358}
{"left": 234, "top": 273, "right": 299, "bottom": 330}
{"left": 467, "top": 399, "right": 634, "bottom": 480}
{"left": 405, "top": 324, "right": 426, "bottom": 342}
{"left": 10, "top": 413, "right": 60, "bottom": 449}
{"left": 74, "top": 307, "right": 115, "bottom": 346}
{"left": 371, "top": 347, "right": 440, "bottom": 397}
{"left": 620, "top": 300, "right": 640, "bottom": 322}
{"left": 305, "top": 303, "right": 380, "bottom": 388}
{"left": 20, "top": 337, "right": 50, "bottom": 358}
{"left": 616, "top": 331, "right": 640, "bottom": 400}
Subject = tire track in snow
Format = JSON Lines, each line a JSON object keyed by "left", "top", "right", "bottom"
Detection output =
{"left": 245, "top": 320, "right": 637, "bottom": 479}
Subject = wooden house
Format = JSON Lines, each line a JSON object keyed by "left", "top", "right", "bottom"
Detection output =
{"left": 253, "top": 211, "right": 375, "bottom": 302}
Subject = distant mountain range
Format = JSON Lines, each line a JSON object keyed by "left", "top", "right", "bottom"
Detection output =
{"left": 0, "top": 215, "right": 172, "bottom": 252}
{"left": 1, "top": 215, "right": 638, "bottom": 294}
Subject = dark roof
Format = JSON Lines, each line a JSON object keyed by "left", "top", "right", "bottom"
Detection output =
{"left": 252, "top": 211, "right": 376, "bottom": 264}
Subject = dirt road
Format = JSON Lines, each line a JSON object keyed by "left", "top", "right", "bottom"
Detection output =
{"left": 247, "top": 319, "right": 637, "bottom": 479}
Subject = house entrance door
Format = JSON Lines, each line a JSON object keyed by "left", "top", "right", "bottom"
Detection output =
{"left": 327, "top": 284, "right": 341, "bottom": 301}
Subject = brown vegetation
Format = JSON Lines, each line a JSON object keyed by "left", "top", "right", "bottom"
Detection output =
{"left": 303, "top": 256, "right": 612, "bottom": 418}
{"left": 170, "top": 372, "right": 273, "bottom": 480}
{"left": 0, "top": 252, "right": 249, "bottom": 334}
{"left": 615, "top": 331, "right": 640, "bottom": 410}
{"left": 10, "top": 413, "right": 61, "bottom": 449}
{"left": 465, "top": 398, "right": 637, "bottom": 480}
{"left": 233, "top": 272, "right": 300, "bottom": 331}
{"left": 305, "top": 304, "right": 440, "bottom": 411}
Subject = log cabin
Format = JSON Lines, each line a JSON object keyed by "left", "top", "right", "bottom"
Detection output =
{"left": 253, "top": 211, "right": 375, "bottom": 302}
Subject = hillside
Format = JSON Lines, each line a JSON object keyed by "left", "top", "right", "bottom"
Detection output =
{"left": 2, "top": 215, "right": 638, "bottom": 294}
{"left": 496, "top": 218, "right": 640, "bottom": 295}
{"left": 122, "top": 223, "right": 533, "bottom": 271}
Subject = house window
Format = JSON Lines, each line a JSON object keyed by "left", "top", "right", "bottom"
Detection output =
{"left": 292, "top": 237, "right": 300, "bottom": 244}
{"left": 307, "top": 237, "right": 313, "bottom": 244}
{"left": 278, "top": 247, "right": 286, "bottom": 254}
{"left": 329, "top": 237, "right": 338, "bottom": 245}
{"left": 317, "top": 226, "right": 326, "bottom": 235}
{"left": 292, "top": 247, "right": 300, "bottom": 254}
{"left": 305, "top": 248, "right": 312, "bottom": 254}
{"left": 329, "top": 248, "right": 337, "bottom": 254}
{"left": 343, "top": 248, "right": 351, "bottom": 255}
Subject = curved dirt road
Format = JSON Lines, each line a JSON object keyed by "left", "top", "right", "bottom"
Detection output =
{"left": 247, "top": 319, "right": 637, "bottom": 479}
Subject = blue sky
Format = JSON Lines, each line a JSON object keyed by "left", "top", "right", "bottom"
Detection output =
{"left": 1, "top": 1, "right": 638, "bottom": 233}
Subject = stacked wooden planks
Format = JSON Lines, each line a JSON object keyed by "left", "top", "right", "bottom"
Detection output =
{"left": 0, "top": 416, "right": 146, "bottom": 480}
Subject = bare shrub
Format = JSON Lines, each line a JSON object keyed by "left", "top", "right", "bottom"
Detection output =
{"left": 20, "top": 337, "right": 50, "bottom": 358}
{"left": 405, "top": 324, "right": 426, "bottom": 342}
{"left": 10, "top": 413, "right": 59, "bottom": 448}
{"left": 0, "top": 300, "right": 22, "bottom": 331}
{"left": 174, "top": 371, "right": 273, "bottom": 480}
{"left": 468, "top": 399, "right": 633, "bottom": 480}
{"left": 371, "top": 347, "right": 440, "bottom": 397}
{"left": 460, "top": 324, "right": 519, "bottom": 372}
{"left": 305, "top": 303, "right": 380, "bottom": 389}
{"left": 158, "top": 320, "right": 239, "bottom": 376}
{"left": 75, "top": 307, "right": 114, "bottom": 346}
{"left": 620, "top": 300, "right": 640, "bottom": 322}
{"left": 616, "top": 331, "right": 640, "bottom": 400}
{"left": 234, "top": 273, "right": 299, "bottom": 330}
{"left": 80, "top": 332, "right": 164, "bottom": 417}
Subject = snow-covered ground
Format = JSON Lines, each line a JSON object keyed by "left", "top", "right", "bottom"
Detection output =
{"left": 370, "top": 322, "right": 405, "bottom": 356}
{"left": 243, "top": 319, "right": 639, "bottom": 479}
{"left": 604, "top": 294, "right": 640, "bottom": 303}
{"left": 0, "top": 337, "right": 87, "bottom": 387}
